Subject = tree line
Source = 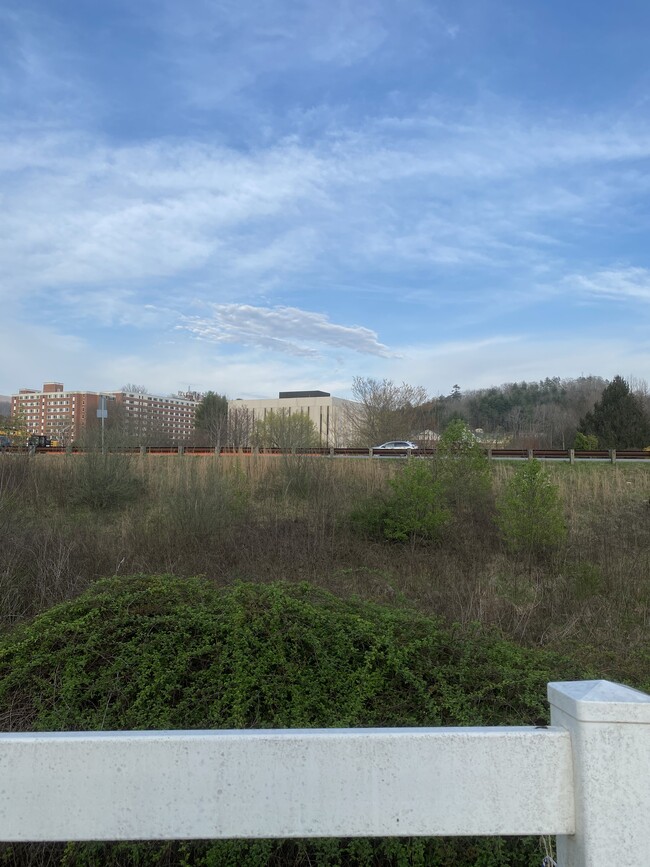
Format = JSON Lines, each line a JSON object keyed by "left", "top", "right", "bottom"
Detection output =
{"left": 4, "top": 375, "right": 649, "bottom": 450}
{"left": 345, "top": 374, "right": 650, "bottom": 450}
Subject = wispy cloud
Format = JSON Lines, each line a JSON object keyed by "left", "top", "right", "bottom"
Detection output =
{"left": 4, "top": 111, "right": 650, "bottom": 310}
{"left": 178, "top": 304, "right": 394, "bottom": 357}
{"left": 2, "top": 1, "right": 650, "bottom": 396}
{"left": 565, "top": 267, "right": 650, "bottom": 302}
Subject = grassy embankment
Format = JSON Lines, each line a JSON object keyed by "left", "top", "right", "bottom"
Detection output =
{"left": 0, "top": 451, "right": 648, "bottom": 865}
{"left": 1, "top": 452, "right": 647, "bottom": 687}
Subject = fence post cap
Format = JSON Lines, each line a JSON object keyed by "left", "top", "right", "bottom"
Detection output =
{"left": 548, "top": 680, "right": 650, "bottom": 723}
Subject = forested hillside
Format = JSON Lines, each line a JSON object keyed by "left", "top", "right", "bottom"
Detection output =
{"left": 419, "top": 376, "right": 650, "bottom": 448}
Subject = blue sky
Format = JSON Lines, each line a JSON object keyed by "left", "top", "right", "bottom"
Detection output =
{"left": 2, "top": 0, "right": 650, "bottom": 399}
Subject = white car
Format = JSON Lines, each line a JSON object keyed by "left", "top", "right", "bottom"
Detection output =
{"left": 373, "top": 441, "right": 419, "bottom": 451}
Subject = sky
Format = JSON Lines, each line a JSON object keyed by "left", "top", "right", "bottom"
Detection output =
{"left": 1, "top": 0, "right": 650, "bottom": 400}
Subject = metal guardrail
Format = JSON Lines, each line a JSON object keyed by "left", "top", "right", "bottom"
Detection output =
{"left": 3, "top": 446, "right": 649, "bottom": 460}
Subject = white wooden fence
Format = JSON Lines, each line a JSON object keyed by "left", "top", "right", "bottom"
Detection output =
{"left": 0, "top": 680, "right": 648, "bottom": 866}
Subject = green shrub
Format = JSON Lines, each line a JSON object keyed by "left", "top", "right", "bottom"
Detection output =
{"left": 496, "top": 460, "right": 567, "bottom": 560}
{"left": 435, "top": 420, "right": 492, "bottom": 518}
{"left": 350, "top": 460, "right": 449, "bottom": 544}
{"left": 573, "top": 432, "right": 598, "bottom": 450}
{"left": 383, "top": 459, "right": 450, "bottom": 542}
{"left": 64, "top": 451, "right": 144, "bottom": 511}
{"left": 0, "top": 575, "right": 583, "bottom": 866}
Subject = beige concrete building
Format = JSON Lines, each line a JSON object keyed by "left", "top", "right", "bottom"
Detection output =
{"left": 229, "top": 390, "right": 360, "bottom": 447}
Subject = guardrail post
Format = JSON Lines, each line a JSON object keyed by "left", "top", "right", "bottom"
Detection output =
{"left": 568, "top": 449, "right": 575, "bottom": 464}
{"left": 329, "top": 447, "right": 335, "bottom": 457}
{"left": 549, "top": 680, "right": 650, "bottom": 866}
{"left": 486, "top": 448, "right": 492, "bottom": 461}
{"left": 527, "top": 449, "right": 534, "bottom": 460}
{"left": 609, "top": 449, "right": 616, "bottom": 464}
{"left": 140, "top": 445, "right": 146, "bottom": 456}
{"left": 178, "top": 445, "right": 185, "bottom": 455}
{"left": 368, "top": 448, "right": 373, "bottom": 457}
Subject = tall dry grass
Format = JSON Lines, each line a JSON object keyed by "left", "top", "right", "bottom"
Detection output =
{"left": 0, "top": 452, "right": 648, "bottom": 688}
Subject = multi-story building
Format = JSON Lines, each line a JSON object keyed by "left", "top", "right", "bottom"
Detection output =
{"left": 11, "top": 384, "right": 359, "bottom": 446}
{"left": 115, "top": 390, "right": 199, "bottom": 442}
{"left": 11, "top": 383, "right": 199, "bottom": 444}
{"left": 228, "top": 390, "right": 360, "bottom": 447}
{"left": 11, "top": 383, "right": 100, "bottom": 444}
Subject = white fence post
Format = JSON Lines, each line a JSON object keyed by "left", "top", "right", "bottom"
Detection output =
{"left": 1, "top": 679, "right": 648, "bottom": 853}
{"left": 549, "top": 680, "right": 650, "bottom": 867}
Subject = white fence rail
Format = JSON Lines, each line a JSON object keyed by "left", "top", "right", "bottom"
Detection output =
{"left": 1, "top": 680, "right": 648, "bottom": 867}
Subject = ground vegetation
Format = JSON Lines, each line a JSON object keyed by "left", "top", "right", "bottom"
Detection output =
{"left": 0, "top": 576, "right": 585, "bottom": 866}
{"left": 0, "top": 449, "right": 648, "bottom": 864}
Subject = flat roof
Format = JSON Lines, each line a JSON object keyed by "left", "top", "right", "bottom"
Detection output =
{"left": 278, "top": 390, "right": 330, "bottom": 399}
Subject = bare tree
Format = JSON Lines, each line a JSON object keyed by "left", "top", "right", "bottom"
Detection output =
{"left": 121, "top": 384, "right": 149, "bottom": 394}
{"left": 226, "top": 406, "right": 254, "bottom": 448}
{"left": 253, "top": 409, "right": 318, "bottom": 451}
{"left": 347, "top": 377, "right": 430, "bottom": 446}
{"left": 49, "top": 415, "right": 75, "bottom": 448}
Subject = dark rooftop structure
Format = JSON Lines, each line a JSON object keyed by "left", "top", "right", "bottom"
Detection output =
{"left": 278, "top": 390, "right": 330, "bottom": 399}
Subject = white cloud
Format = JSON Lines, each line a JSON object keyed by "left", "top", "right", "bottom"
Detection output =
{"left": 566, "top": 267, "right": 650, "bottom": 302}
{"left": 3, "top": 111, "right": 650, "bottom": 311}
{"left": 0, "top": 134, "right": 330, "bottom": 301}
{"left": 178, "top": 303, "right": 395, "bottom": 358}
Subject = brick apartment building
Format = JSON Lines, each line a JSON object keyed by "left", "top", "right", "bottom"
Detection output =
{"left": 116, "top": 389, "right": 199, "bottom": 442}
{"left": 11, "top": 383, "right": 101, "bottom": 444}
{"left": 11, "top": 383, "right": 199, "bottom": 444}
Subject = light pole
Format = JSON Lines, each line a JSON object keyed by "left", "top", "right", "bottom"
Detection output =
{"left": 97, "top": 394, "right": 116, "bottom": 452}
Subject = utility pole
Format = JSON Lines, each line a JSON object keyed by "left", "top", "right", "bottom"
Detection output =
{"left": 97, "top": 394, "right": 116, "bottom": 452}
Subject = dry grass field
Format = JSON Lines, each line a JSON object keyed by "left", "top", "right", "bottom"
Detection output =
{"left": 1, "top": 452, "right": 648, "bottom": 690}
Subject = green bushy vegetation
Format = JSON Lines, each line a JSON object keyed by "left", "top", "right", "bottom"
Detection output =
{"left": 350, "top": 459, "right": 449, "bottom": 543}
{"left": 573, "top": 431, "right": 598, "bottom": 450}
{"left": 435, "top": 420, "right": 493, "bottom": 517}
{"left": 0, "top": 450, "right": 648, "bottom": 865}
{"left": 0, "top": 452, "right": 648, "bottom": 690}
{"left": 0, "top": 575, "right": 585, "bottom": 866}
{"left": 496, "top": 460, "right": 567, "bottom": 561}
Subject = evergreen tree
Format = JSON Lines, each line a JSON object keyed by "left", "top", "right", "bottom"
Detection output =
{"left": 578, "top": 376, "right": 650, "bottom": 449}
{"left": 195, "top": 392, "right": 229, "bottom": 447}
